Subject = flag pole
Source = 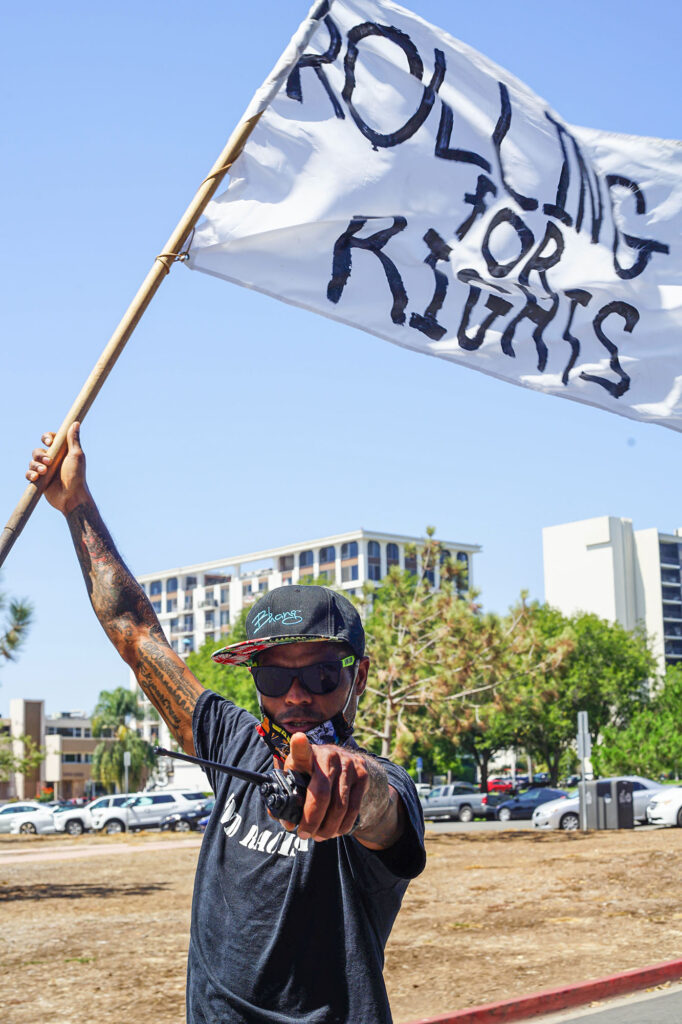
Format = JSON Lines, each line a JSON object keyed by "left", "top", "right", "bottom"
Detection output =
{"left": 0, "top": 0, "right": 329, "bottom": 569}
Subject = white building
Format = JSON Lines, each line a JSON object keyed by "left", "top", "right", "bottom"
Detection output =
{"left": 543, "top": 516, "right": 682, "bottom": 672}
{"left": 133, "top": 528, "right": 480, "bottom": 748}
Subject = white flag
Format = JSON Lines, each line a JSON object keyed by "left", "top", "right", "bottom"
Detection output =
{"left": 188, "top": 0, "right": 682, "bottom": 430}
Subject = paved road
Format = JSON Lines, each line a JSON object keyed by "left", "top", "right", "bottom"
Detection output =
{"left": 527, "top": 982, "right": 682, "bottom": 1023}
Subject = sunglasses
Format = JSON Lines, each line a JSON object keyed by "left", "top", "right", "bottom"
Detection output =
{"left": 250, "top": 655, "right": 356, "bottom": 698}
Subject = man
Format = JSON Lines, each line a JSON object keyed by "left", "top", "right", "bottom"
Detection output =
{"left": 27, "top": 423, "right": 426, "bottom": 1024}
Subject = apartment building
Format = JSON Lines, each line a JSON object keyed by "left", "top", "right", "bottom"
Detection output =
{"left": 5, "top": 701, "right": 100, "bottom": 800}
{"left": 134, "top": 528, "right": 481, "bottom": 746}
{"left": 543, "top": 516, "right": 682, "bottom": 672}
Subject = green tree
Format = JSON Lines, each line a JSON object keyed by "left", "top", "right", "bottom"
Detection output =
{"left": 187, "top": 608, "right": 259, "bottom": 716}
{"left": 503, "top": 603, "right": 655, "bottom": 786}
{"left": 593, "top": 664, "right": 682, "bottom": 778}
{"left": 91, "top": 686, "right": 156, "bottom": 792}
{"left": 0, "top": 576, "right": 39, "bottom": 782}
{"left": 357, "top": 530, "right": 504, "bottom": 764}
{"left": 0, "top": 579, "right": 32, "bottom": 664}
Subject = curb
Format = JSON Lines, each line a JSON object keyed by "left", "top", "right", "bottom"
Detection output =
{"left": 401, "top": 957, "right": 682, "bottom": 1023}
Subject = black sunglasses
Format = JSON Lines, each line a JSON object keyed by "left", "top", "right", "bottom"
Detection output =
{"left": 250, "top": 655, "right": 356, "bottom": 698}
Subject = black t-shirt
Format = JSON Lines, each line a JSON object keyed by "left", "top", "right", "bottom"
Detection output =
{"left": 187, "top": 690, "right": 426, "bottom": 1024}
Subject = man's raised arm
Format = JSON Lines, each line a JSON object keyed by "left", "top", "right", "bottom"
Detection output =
{"left": 27, "top": 423, "right": 204, "bottom": 753}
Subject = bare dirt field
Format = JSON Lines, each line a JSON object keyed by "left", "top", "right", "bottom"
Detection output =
{"left": 1, "top": 826, "right": 681, "bottom": 1024}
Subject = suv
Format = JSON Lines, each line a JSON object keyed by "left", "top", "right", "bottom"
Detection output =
{"left": 54, "top": 794, "right": 136, "bottom": 836}
{"left": 92, "top": 790, "right": 208, "bottom": 834}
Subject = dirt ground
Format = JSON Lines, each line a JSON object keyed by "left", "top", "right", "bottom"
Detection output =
{"left": 1, "top": 827, "right": 681, "bottom": 1024}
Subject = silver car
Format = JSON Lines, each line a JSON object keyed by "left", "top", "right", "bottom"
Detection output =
{"left": 532, "top": 776, "right": 665, "bottom": 831}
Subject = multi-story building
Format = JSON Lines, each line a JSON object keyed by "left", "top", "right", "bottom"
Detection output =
{"left": 4, "top": 702, "right": 101, "bottom": 801}
{"left": 543, "top": 515, "right": 682, "bottom": 672}
{"left": 134, "top": 528, "right": 481, "bottom": 748}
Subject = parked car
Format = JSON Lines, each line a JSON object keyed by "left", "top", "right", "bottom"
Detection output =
{"left": 93, "top": 790, "right": 209, "bottom": 834}
{"left": 487, "top": 777, "right": 515, "bottom": 793}
{"left": 646, "top": 786, "right": 682, "bottom": 827}
{"left": 0, "top": 801, "right": 50, "bottom": 833}
{"left": 415, "top": 783, "right": 432, "bottom": 798}
{"left": 54, "top": 794, "right": 137, "bottom": 835}
{"left": 161, "top": 798, "right": 216, "bottom": 832}
{"left": 421, "top": 782, "right": 491, "bottom": 822}
{"left": 533, "top": 776, "right": 665, "bottom": 831}
{"left": 8, "top": 806, "right": 57, "bottom": 835}
{"left": 496, "top": 787, "right": 568, "bottom": 821}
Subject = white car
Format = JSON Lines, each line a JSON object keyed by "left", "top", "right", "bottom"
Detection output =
{"left": 533, "top": 776, "right": 665, "bottom": 831}
{"left": 8, "top": 806, "right": 57, "bottom": 835}
{"left": 54, "top": 794, "right": 136, "bottom": 835}
{"left": 92, "top": 790, "right": 208, "bottom": 834}
{"left": 646, "top": 786, "right": 682, "bottom": 827}
{"left": 0, "top": 801, "right": 51, "bottom": 833}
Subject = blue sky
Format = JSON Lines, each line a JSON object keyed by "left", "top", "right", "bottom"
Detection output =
{"left": 1, "top": 0, "right": 680, "bottom": 716}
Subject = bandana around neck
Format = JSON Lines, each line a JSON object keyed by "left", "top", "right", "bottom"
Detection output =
{"left": 256, "top": 713, "right": 357, "bottom": 764}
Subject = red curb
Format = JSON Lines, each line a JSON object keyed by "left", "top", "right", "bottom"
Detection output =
{"left": 400, "top": 957, "right": 682, "bottom": 1023}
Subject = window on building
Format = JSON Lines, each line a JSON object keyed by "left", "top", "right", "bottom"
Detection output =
{"left": 204, "top": 587, "right": 215, "bottom": 603}
{"left": 167, "top": 577, "right": 178, "bottom": 593}
{"left": 204, "top": 611, "right": 215, "bottom": 628}
{"left": 341, "top": 564, "right": 359, "bottom": 582}
{"left": 149, "top": 580, "right": 162, "bottom": 596}
{"left": 665, "top": 639, "right": 682, "bottom": 657}
{"left": 184, "top": 595, "right": 194, "bottom": 610}
{"left": 185, "top": 576, "right": 198, "bottom": 591}
{"left": 662, "top": 567, "right": 681, "bottom": 584}
{"left": 62, "top": 753, "right": 82, "bottom": 763}
{"left": 341, "top": 541, "right": 358, "bottom": 560}
{"left": 151, "top": 600, "right": 161, "bottom": 614}
{"left": 660, "top": 543, "right": 680, "bottom": 565}
{"left": 182, "top": 636, "right": 195, "bottom": 653}
{"left": 456, "top": 551, "right": 469, "bottom": 591}
{"left": 299, "top": 550, "right": 314, "bottom": 568}
{"left": 259, "top": 580, "right": 268, "bottom": 592}
{"left": 424, "top": 567, "right": 435, "bottom": 585}
{"left": 279, "top": 554, "right": 294, "bottom": 572}
{"left": 404, "top": 550, "right": 417, "bottom": 575}
{"left": 183, "top": 614, "right": 194, "bottom": 632}
{"left": 243, "top": 582, "right": 253, "bottom": 596}
{"left": 166, "top": 598, "right": 177, "bottom": 614}
{"left": 663, "top": 604, "right": 682, "bottom": 621}
{"left": 220, "top": 610, "right": 230, "bottom": 627}
{"left": 368, "top": 540, "right": 381, "bottom": 581}
{"left": 386, "top": 543, "right": 399, "bottom": 569}
{"left": 170, "top": 618, "right": 179, "bottom": 632}
{"left": 319, "top": 546, "right": 336, "bottom": 564}
{"left": 220, "top": 587, "right": 229, "bottom": 604}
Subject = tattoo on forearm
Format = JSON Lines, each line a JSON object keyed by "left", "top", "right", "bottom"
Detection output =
{"left": 354, "top": 757, "right": 404, "bottom": 848}
{"left": 67, "top": 501, "right": 200, "bottom": 747}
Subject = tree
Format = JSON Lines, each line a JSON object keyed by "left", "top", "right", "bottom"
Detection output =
{"left": 91, "top": 686, "right": 156, "bottom": 792}
{"left": 0, "top": 733, "right": 44, "bottom": 783}
{"left": 187, "top": 608, "right": 259, "bottom": 717}
{"left": 357, "top": 530, "right": 506, "bottom": 765}
{"left": 503, "top": 603, "right": 656, "bottom": 786}
{"left": 593, "top": 664, "right": 682, "bottom": 778}
{"left": 0, "top": 576, "right": 39, "bottom": 782}
{"left": 0, "top": 579, "right": 32, "bottom": 664}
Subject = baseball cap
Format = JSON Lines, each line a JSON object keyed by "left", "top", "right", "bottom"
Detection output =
{"left": 211, "top": 585, "right": 365, "bottom": 666}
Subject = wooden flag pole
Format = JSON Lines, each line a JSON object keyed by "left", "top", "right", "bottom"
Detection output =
{"left": 0, "top": 110, "right": 262, "bottom": 568}
{"left": 0, "top": 0, "right": 328, "bottom": 569}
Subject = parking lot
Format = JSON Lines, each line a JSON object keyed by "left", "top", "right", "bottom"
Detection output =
{"left": 1, "top": 823, "right": 681, "bottom": 1024}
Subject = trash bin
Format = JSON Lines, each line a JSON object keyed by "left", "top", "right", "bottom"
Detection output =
{"left": 614, "top": 779, "right": 634, "bottom": 828}
{"left": 579, "top": 779, "right": 634, "bottom": 829}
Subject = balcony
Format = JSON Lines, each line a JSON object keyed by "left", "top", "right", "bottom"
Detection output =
{"left": 198, "top": 599, "right": 218, "bottom": 608}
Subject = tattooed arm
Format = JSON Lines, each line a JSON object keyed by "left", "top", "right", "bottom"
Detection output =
{"left": 28, "top": 423, "right": 204, "bottom": 753}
